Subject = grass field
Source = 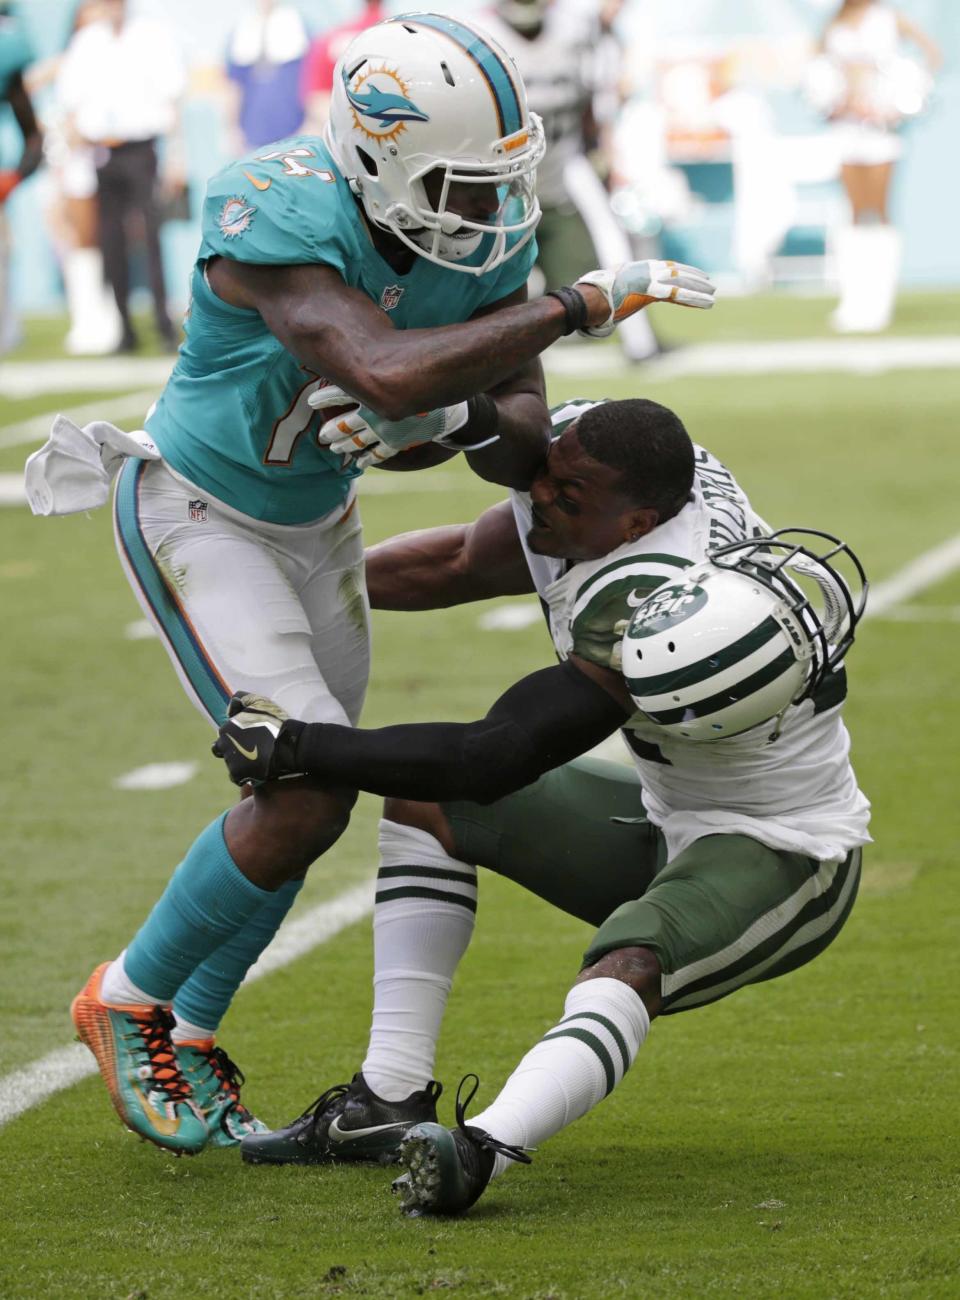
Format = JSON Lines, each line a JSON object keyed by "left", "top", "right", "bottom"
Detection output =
{"left": 1, "top": 295, "right": 958, "bottom": 1299}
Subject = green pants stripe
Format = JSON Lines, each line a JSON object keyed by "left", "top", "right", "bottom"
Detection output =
{"left": 663, "top": 850, "right": 861, "bottom": 1011}
{"left": 444, "top": 757, "right": 863, "bottom": 1017}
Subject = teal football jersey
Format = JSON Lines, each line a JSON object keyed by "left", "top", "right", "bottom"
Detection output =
{"left": 146, "top": 137, "right": 537, "bottom": 524}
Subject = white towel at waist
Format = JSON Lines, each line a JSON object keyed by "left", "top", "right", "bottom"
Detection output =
{"left": 25, "top": 414, "right": 160, "bottom": 517}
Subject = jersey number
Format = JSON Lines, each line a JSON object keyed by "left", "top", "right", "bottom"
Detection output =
{"left": 255, "top": 147, "right": 334, "bottom": 182}
{"left": 264, "top": 374, "right": 329, "bottom": 466}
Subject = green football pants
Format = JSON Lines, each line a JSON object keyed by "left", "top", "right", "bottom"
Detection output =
{"left": 444, "top": 757, "right": 861, "bottom": 1015}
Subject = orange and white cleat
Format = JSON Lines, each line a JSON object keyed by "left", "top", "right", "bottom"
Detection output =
{"left": 71, "top": 963, "right": 208, "bottom": 1154}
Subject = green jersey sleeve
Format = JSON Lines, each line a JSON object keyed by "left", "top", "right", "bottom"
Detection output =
{"left": 569, "top": 553, "right": 695, "bottom": 671}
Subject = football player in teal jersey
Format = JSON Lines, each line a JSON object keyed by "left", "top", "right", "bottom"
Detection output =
{"left": 71, "top": 13, "right": 715, "bottom": 1155}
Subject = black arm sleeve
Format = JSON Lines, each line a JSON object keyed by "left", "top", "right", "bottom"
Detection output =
{"left": 286, "top": 660, "right": 631, "bottom": 804}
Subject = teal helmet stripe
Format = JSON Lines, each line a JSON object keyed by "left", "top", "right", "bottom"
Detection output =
{"left": 623, "top": 614, "right": 784, "bottom": 698}
{"left": 403, "top": 13, "right": 523, "bottom": 136}
{"left": 640, "top": 646, "right": 799, "bottom": 727}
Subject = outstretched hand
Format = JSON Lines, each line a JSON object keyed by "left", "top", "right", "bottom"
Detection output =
{"left": 310, "top": 385, "right": 469, "bottom": 470}
{"left": 575, "top": 260, "right": 716, "bottom": 338}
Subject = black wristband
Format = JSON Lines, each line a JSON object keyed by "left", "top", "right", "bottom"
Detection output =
{"left": 275, "top": 718, "right": 307, "bottom": 776}
{"left": 437, "top": 393, "right": 501, "bottom": 451}
{"left": 545, "top": 286, "right": 588, "bottom": 336}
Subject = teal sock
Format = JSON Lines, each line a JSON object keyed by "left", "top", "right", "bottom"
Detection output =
{"left": 125, "top": 814, "right": 272, "bottom": 1001}
{"left": 172, "top": 877, "right": 305, "bottom": 1033}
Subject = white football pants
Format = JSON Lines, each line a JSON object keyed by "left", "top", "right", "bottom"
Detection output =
{"left": 113, "top": 457, "right": 370, "bottom": 728}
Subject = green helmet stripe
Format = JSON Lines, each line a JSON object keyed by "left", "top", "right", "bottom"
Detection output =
{"left": 623, "top": 615, "right": 783, "bottom": 697}
{"left": 638, "top": 645, "right": 799, "bottom": 726}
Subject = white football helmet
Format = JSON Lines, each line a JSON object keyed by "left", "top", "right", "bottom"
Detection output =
{"left": 325, "top": 12, "right": 545, "bottom": 275}
{"left": 621, "top": 529, "right": 868, "bottom": 742}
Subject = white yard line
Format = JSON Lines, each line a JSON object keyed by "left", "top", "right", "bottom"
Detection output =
{"left": 598, "top": 335, "right": 960, "bottom": 381}
{"left": 3, "top": 533, "right": 960, "bottom": 1131}
{"left": 1, "top": 334, "right": 958, "bottom": 406}
{"left": 0, "top": 880, "right": 374, "bottom": 1131}
{"left": 862, "top": 534, "right": 960, "bottom": 619}
{"left": 0, "top": 390, "right": 158, "bottom": 451}
{"left": 0, "top": 360, "right": 173, "bottom": 400}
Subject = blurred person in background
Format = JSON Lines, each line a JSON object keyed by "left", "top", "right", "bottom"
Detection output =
{"left": 812, "top": 0, "right": 941, "bottom": 332}
{"left": 0, "top": 0, "right": 42, "bottom": 352}
{"left": 301, "top": 0, "right": 384, "bottom": 134}
{"left": 482, "top": 0, "right": 660, "bottom": 362}
{"left": 224, "top": 0, "right": 310, "bottom": 155}
{"left": 26, "top": 1, "right": 121, "bottom": 354}
{"left": 56, "top": 0, "right": 186, "bottom": 352}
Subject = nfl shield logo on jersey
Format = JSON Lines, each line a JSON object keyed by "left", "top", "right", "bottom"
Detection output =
{"left": 188, "top": 499, "right": 208, "bottom": 523}
{"left": 380, "top": 284, "right": 404, "bottom": 311}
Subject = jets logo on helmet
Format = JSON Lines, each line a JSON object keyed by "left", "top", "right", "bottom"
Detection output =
{"left": 325, "top": 11, "right": 545, "bottom": 275}
{"left": 621, "top": 529, "right": 868, "bottom": 742}
{"left": 625, "top": 583, "right": 707, "bottom": 635}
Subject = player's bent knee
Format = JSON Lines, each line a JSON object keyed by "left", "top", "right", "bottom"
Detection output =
{"left": 577, "top": 946, "right": 663, "bottom": 1018}
{"left": 225, "top": 779, "right": 357, "bottom": 882}
{"left": 381, "top": 797, "right": 456, "bottom": 856}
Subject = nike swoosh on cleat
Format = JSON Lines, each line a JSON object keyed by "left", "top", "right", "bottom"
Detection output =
{"left": 132, "top": 1085, "right": 180, "bottom": 1137}
{"left": 327, "top": 1116, "right": 409, "bottom": 1143}
{"left": 227, "top": 734, "right": 258, "bottom": 761}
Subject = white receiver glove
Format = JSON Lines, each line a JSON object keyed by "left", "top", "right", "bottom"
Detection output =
{"left": 309, "top": 384, "right": 470, "bottom": 470}
{"left": 575, "top": 260, "right": 716, "bottom": 338}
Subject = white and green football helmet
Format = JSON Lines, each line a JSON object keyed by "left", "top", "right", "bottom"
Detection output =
{"left": 621, "top": 529, "right": 868, "bottom": 742}
{"left": 325, "top": 11, "right": 545, "bottom": 275}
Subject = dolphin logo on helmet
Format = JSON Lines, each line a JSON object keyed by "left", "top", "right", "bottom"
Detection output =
{"left": 345, "top": 78, "right": 431, "bottom": 129}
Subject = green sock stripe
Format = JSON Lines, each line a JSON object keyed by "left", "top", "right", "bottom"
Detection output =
{"left": 560, "top": 1011, "right": 631, "bottom": 1075}
{"left": 374, "top": 885, "right": 477, "bottom": 913}
{"left": 541, "top": 1027, "right": 616, "bottom": 1096}
{"left": 377, "top": 864, "right": 477, "bottom": 888}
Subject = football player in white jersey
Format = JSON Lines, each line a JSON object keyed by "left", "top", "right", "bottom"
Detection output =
{"left": 214, "top": 397, "right": 870, "bottom": 1214}
{"left": 483, "top": 0, "right": 661, "bottom": 362}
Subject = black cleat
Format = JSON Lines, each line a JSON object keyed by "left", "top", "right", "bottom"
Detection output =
{"left": 392, "top": 1075, "right": 531, "bottom": 1216}
{"left": 240, "top": 1072, "right": 442, "bottom": 1166}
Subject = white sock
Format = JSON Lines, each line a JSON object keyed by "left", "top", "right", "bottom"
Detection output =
{"left": 171, "top": 1016, "right": 215, "bottom": 1045}
{"left": 361, "top": 819, "right": 477, "bottom": 1102}
{"left": 469, "top": 978, "right": 650, "bottom": 1178}
{"left": 99, "top": 949, "right": 164, "bottom": 1007}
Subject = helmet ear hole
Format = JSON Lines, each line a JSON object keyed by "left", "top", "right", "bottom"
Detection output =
{"left": 440, "top": 60, "right": 456, "bottom": 87}
{"left": 356, "top": 147, "right": 378, "bottom": 178}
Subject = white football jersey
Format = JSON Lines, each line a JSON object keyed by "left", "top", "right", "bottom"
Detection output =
{"left": 510, "top": 401, "right": 871, "bottom": 864}
{"left": 481, "top": 7, "right": 597, "bottom": 206}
